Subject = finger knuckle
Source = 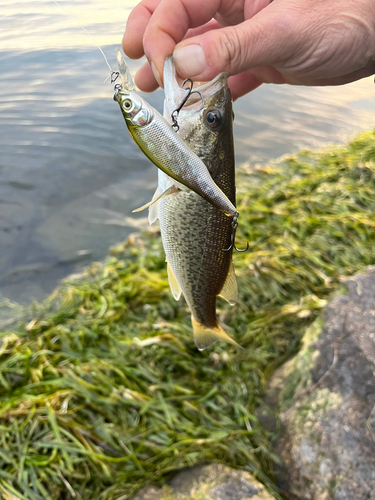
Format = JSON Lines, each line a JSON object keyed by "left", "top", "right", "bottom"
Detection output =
{"left": 217, "top": 27, "right": 244, "bottom": 73}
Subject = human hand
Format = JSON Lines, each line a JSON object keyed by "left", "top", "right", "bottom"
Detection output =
{"left": 123, "top": 0, "right": 375, "bottom": 100}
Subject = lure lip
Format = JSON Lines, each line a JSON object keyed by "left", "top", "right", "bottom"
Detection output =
{"left": 116, "top": 48, "right": 136, "bottom": 91}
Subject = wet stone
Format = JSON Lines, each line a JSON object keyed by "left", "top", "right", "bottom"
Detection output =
{"left": 209, "top": 476, "right": 260, "bottom": 499}
{"left": 130, "top": 464, "right": 274, "bottom": 500}
{"left": 269, "top": 266, "right": 375, "bottom": 500}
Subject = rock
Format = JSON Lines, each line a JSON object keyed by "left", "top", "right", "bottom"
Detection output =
{"left": 130, "top": 464, "right": 274, "bottom": 500}
{"left": 270, "top": 267, "right": 375, "bottom": 500}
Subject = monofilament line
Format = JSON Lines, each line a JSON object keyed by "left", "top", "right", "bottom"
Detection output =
{"left": 52, "top": 0, "right": 113, "bottom": 75}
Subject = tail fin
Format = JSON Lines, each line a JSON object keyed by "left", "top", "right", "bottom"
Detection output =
{"left": 191, "top": 317, "right": 242, "bottom": 351}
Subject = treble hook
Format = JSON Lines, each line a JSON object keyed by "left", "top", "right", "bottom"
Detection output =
{"left": 171, "top": 79, "right": 204, "bottom": 132}
{"left": 223, "top": 213, "right": 249, "bottom": 253}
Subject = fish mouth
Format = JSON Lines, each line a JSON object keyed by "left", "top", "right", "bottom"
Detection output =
{"left": 163, "top": 56, "right": 228, "bottom": 117}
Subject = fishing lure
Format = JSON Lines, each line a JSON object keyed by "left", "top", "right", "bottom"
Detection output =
{"left": 113, "top": 50, "right": 239, "bottom": 219}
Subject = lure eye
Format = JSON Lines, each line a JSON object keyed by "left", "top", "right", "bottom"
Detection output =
{"left": 123, "top": 99, "right": 133, "bottom": 111}
{"left": 204, "top": 109, "right": 222, "bottom": 129}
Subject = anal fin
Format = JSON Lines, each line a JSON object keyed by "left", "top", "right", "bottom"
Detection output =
{"left": 167, "top": 262, "right": 182, "bottom": 300}
{"left": 191, "top": 317, "right": 242, "bottom": 351}
{"left": 219, "top": 262, "right": 238, "bottom": 306}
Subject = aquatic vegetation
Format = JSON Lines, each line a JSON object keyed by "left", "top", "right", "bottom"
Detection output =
{"left": 1, "top": 131, "right": 375, "bottom": 500}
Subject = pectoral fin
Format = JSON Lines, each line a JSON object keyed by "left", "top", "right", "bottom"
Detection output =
{"left": 167, "top": 262, "right": 182, "bottom": 300}
{"left": 219, "top": 263, "right": 238, "bottom": 306}
{"left": 191, "top": 317, "right": 242, "bottom": 351}
{"left": 133, "top": 185, "right": 179, "bottom": 214}
{"left": 148, "top": 187, "right": 160, "bottom": 225}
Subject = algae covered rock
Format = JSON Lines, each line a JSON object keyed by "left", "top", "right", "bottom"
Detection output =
{"left": 271, "top": 267, "right": 375, "bottom": 500}
{"left": 131, "top": 464, "right": 274, "bottom": 500}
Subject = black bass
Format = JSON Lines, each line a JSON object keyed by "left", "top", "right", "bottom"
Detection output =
{"left": 149, "top": 57, "right": 240, "bottom": 351}
{"left": 114, "top": 49, "right": 238, "bottom": 218}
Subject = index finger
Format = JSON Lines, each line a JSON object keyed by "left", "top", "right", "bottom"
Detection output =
{"left": 123, "top": 0, "right": 162, "bottom": 59}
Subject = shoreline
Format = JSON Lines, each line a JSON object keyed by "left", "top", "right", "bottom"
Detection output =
{"left": 1, "top": 130, "right": 375, "bottom": 499}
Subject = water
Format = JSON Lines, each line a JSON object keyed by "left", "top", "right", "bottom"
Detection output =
{"left": 0, "top": 0, "right": 374, "bottom": 304}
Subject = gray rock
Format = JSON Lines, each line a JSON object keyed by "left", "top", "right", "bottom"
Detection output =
{"left": 271, "top": 267, "right": 375, "bottom": 500}
{"left": 130, "top": 464, "right": 274, "bottom": 500}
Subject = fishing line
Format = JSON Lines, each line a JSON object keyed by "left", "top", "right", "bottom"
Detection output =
{"left": 51, "top": 0, "right": 114, "bottom": 76}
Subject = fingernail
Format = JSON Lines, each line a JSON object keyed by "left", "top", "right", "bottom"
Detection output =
{"left": 173, "top": 44, "right": 206, "bottom": 77}
{"left": 151, "top": 62, "right": 163, "bottom": 88}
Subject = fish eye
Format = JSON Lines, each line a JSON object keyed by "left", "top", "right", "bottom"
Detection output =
{"left": 204, "top": 108, "right": 223, "bottom": 129}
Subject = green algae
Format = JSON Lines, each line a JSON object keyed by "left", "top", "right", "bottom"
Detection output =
{"left": 1, "top": 130, "right": 375, "bottom": 499}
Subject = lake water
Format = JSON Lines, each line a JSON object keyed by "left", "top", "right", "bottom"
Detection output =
{"left": 1, "top": 0, "right": 375, "bottom": 304}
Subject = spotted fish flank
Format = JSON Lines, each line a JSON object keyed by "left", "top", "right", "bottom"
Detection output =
{"left": 153, "top": 57, "right": 241, "bottom": 350}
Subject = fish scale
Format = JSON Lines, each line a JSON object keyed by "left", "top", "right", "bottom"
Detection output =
{"left": 160, "top": 193, "right": 231, "bottom": 322}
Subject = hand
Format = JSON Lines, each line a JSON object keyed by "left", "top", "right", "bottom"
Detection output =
{"left": 122, "top": 0, "right": 375, "bottom": 100}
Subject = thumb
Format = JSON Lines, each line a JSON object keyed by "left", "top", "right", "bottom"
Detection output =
{"left": 173, "top": 11, "right": 295, "bottom": 80}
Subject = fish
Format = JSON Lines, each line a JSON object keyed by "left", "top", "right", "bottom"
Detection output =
{"left": 47, "top": 9, "right": 242, "bottom": 342}
{"left": 149, "top": 57, "right": 241, "bottom": 351}
{"left": 114, "top": 49, "right": 238, "bottom": 219}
